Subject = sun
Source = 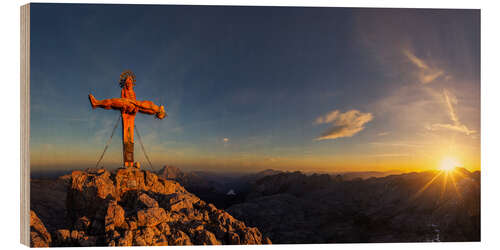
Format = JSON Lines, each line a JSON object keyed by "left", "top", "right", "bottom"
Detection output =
{"left": 439, "top": 156, "right": 462, "bottom": 171}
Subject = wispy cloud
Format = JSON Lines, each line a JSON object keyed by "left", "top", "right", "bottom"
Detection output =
{"left": 427, "top": 123, "right": 474, "bottom": 135}
{"left": 403, "top": 50, "right": 445, "bottom": 84}
{"left": 427, "top": 89, "right": 475, "bottom": 135}
{"left": 402, "top": 50, "right": 475, "bottom": 136}
{"left": 443, "top": 89, "right": 459, "bottom": 123}
{"left": 377, "top": 132, "right": 390, "bottom": 136}
{"left": 314, "top": 109, "right": 373, "bottom": 140}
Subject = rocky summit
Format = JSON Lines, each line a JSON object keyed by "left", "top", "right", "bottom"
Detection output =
{"left": 30, "top": 167, "right": 271, "bottom": 247}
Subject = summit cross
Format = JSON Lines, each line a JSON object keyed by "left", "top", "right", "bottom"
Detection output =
{"left": 88, "top": 70, "right": 166, "bottom": 168}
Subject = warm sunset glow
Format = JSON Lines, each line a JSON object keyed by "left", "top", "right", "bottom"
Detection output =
{"left": 439, "top": 156, "right": 462, "bottom": 172}
{"left": 27, "top": 6, "right": 480, "bottom": 175}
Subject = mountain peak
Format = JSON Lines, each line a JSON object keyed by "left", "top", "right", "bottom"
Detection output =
{"left": 157, "top": 165, "right": 183, "bottom": 179}
{"left": 30, "top": 167, "right": 271, "bottom": 247}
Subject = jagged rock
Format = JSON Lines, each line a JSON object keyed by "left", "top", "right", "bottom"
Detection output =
{"left": 105, "top": 201, "right": 125, "bottom": 231}
{"left": 161, "top": 192, "right": 199, "bottom": 212}
{"left": 32, "top": 167, "right": 270, "bottom": 246}
{"left": 138, "top": 193, "right": 159, "bottom": 208}
{"left": 70, "top": 230, "right": 84, "bottom": 241}
{"left": 53, "top": 229, "right": 71, "bottom": 246}
{"left": 117, "top": 230, "right": 134, "bottom": 246}
{"left": 158, "top": 222, "right": 171, "bottom": 235}
{"left": 134, "top": 235, "right": 147, "bottom": 246}
{"left": 240, "top": 227, "right": 263, "bottom": 244}
{"left": 137, "top": 207, "right": 167, "bottom": 227}
{"left": 52, "top": 228, "right": 96, "bottom": 247}
{"left": 67, "top": 169, "right": 116, "bottom": 222}
{"left": 155, "top": 234, "right": 169, "bottom": 246}
{"left": 74, "top": 216, "right": 91, "bottom": 231}
{"left": 227, "top": 231, "right": 240, "bottom": 244}
{"left": 194, "top": 230, "right": 221, "bottom": 245}
{"left": 168, "top": 229, "right": 192, "bottom": 245}
{"left": 30, "top": 210, "right": 52, "bottom": 247}
{"left": 141, "top": 227, "right": 156, "bottom": 245}
{"left": 128, "top": 219, "right": 138, "bottom": 231}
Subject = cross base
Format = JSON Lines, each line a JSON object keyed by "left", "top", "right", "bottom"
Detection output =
{"left": 123, "top": 162, "right": 141, "bottom": 169}
{"left": 123, "top": 142, "right": 134, "bottom": 163}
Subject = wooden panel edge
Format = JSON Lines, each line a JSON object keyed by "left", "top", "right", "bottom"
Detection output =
{"left": 20, "top": 3, "right": 30, "bottom": 247}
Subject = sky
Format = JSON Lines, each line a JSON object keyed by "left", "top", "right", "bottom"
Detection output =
{"left": 30, "top": 4, "right": 480, "bottom": 174}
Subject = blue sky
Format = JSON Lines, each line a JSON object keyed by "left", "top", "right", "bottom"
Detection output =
{"left": 30, "top": 4, "right": 480, "bottom": 173}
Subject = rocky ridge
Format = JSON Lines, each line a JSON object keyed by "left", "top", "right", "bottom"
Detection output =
{"left": 228, "top": 169, "right": 480, "bottom": 243}
{"left": 30, "top": 167, "right": 271, "bottom": 247}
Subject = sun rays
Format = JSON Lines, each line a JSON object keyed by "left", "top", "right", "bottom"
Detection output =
{"left": 412, "top": 171, "right": 443, "bottom": 200}
{"left": 411, "top": 156, "right": 466, "bottom": 201}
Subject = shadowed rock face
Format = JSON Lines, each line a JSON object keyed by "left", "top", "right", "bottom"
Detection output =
{"left": 156, "top": 166, "right": 287, "bottom": 209}
{"left": 30, "top": 167, "right": 271, "bottom": 247}
{"left": 30, "top": 177, "right": 71, "bottom": 233}
{"left": 228, "top": 169, "right": 480, "bottom": 243}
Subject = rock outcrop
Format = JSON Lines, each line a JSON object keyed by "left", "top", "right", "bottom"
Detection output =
{"left": 31, "top": 167, "right": 271, "bottom": 247}
{"left": 30, "top": 210, "right": 52, "bottom": 247}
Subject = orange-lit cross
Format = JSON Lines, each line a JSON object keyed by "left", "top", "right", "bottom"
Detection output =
{"left": 88, "top": 70, "right": 166, "bottom": 168}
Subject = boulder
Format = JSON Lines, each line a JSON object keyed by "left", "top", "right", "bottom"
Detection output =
{"left": 67, "top": 169, "right": 116, "bottom": 221}
{"left": 138, "top": 193, "right": 159, "bottom": 208}
{"left": 137, "top": 207, "right": 167, "bottom": 227}
{"left": 194, "top": 230, "right": 221, "bottom": 245}
{"left": 104, "top": 201, "right": 125, "bottom": 232}
{"left": 168, "top": 229, "right": 192, "bottom": 245}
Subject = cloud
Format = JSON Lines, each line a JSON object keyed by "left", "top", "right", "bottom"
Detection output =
{"left": 427, "top": 123, "right": 475, "bottom": 135}
{"left": 401, "top": 51, "right": 476, "bottom": 136}
{"left": 377, "top": 132, "right": 390, "bottom": 136}
{"left": 443, "top": 89, "right": 459, "bottom": 123}
{"left": 315, "top": 110, "right": 373, "bottom": 140}
{"left": 403, "top": 50, "right": 429, "bottom": 70}
{"left": 403, "top": 50, "right": 445, "bottom": 84}
{"left": 427, "top": 89, "right": 475, "bottom": 135}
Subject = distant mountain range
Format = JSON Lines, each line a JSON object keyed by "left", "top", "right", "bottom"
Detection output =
{"left": 155, "top": 165, "right": 480, "bottom": 243}
{"left": 228, "top": 167, "right": 480, "bottom": 243}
